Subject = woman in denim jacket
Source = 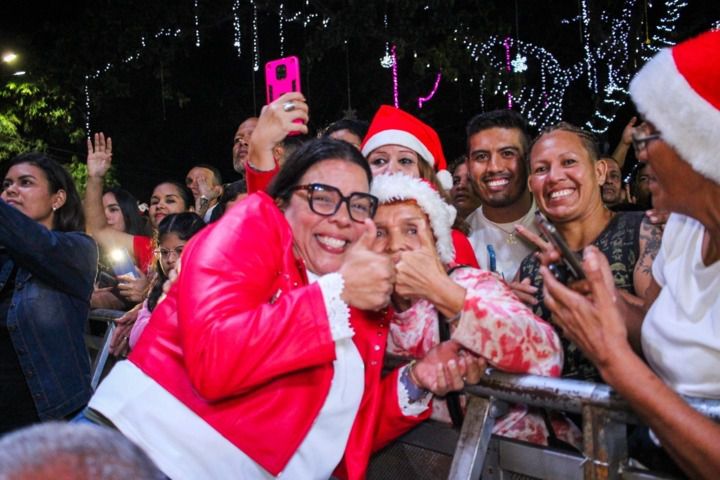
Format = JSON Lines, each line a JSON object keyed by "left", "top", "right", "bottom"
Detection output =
{"left": 0, "top": 153, "right": 98, "bottom": 433}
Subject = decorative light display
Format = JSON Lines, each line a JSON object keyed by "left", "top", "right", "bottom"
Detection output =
{"left": 380, "top": 13, "right": 393, "bottom": 68}
{"left": 251, "top": 0, "right": 259, "bottom": 71}
{"left": 193, "top": 0, "right": 201, "bottom": 47}
{"left": 511, "top": 53, "right": 528, "bottom": 72}
{"left": 459, "top": 0, "right": 690, "bottom": 133}
{"left": 83, "top": 29, "right": 181, "bottom": 134}
{"left": 82, "top": 0, "right": 708, "bottom": 137}
{"left": 391, "top": 44, "right": 399, "bottom": 107}
{"left": 279, "top": 2, "right": 285, "bottom": 56}
{"left": 232, "top": 0, "right": 241, "bottom": 57}
{"left": 417, "top": 73, "right": 442, "bottom": 108}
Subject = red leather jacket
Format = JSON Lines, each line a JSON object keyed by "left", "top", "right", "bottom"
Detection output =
{"left": 130, "top": 191, "right": 428, "bottom": 479}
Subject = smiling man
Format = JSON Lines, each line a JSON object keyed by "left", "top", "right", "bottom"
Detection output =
{"left": 465, "top": 110, "right": 539, "bottom": 280}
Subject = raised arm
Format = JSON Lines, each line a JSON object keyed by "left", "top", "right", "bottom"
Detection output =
{"left": 633, "top": 215, "right": 662, "bottom": 302}
{"left": 84, "top": 133, "right": 134, "bottom": 253}
{"left": 450, "top": 268, "right": 563, "bottom": 376}
{"left": 0, "top": 200, "right": 97, "bottom": 299}
{"left": 612, "top": 116, "right": 638, "bottom": 169}
{"left": 542, "top": 246, "right": 720, "bottom": 480}
{"left": 247, "top": 92, "right": 308, "bottom": 172}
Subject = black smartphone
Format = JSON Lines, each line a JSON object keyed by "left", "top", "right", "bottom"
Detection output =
{"left": 534, "top": 211, "right": 586, "bottom": 283}
{"left": 97, "top": 271, "right": 119, "bottom": 289}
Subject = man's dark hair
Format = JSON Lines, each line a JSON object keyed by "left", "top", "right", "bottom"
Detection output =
{"left": 268, "top": 138, "right": 373, "bottom": 204}
{"left": 2, "top": 152, "right": 85, "bottom": 232}
{"left": 321, "top": 118, "right": 369, "bottom": 142}
{"left": 192, "top": 163, "right": 223, "bottom": 186}
{"left": 465, "top": 110, "right": 531, "bottom": 159}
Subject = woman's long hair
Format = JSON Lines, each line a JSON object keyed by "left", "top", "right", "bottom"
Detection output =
{"left": 146, "top": 213, "right": 205, "bottom": 311}
{"left": 2, "top": 153, "right": 85, "bottom": 232}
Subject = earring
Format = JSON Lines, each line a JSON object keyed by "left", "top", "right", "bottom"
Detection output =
{"left": 52, "top": 206, "right": 57, "bottom": 212}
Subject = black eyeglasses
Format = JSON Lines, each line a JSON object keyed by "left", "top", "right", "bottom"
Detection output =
{"left": 289, "top": 183, "right": 378, "bottom": 223}
{"left": 154, "top": 246, "right": 184, "bottom": 260}
{"left": 631, "top": 131, "right": 661, "bottom": 152}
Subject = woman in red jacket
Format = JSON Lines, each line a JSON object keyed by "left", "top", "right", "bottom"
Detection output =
{"left": 86, "top": 138, "right": 481, "bottom": 480}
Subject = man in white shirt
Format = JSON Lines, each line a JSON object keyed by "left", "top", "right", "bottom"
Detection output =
{"left": 464, "top": 110, "right": 538, "bottom": 280}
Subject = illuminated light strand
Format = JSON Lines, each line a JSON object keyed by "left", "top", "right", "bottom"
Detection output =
{"left": 580, "top": 0, "right": 597, "bottom": 93}
{"left": 380, "top": 13, "right": 393, "bottom": 68}
{"left": 251, "top": 0, "right": 259, "bottom": 72}
{"left": 84, "top": 77, "right": 91, "bottom": 135}
{"left": 279, "top": 3, "right": 285, "bottom": 56}
{"left": 503, "top": 37, "right": 513, "bottom": 108}
{"left": 391, "top": 44, "right": 399, "bottom": 107}
{"left": 193, "top": 0, "right": 200, "bottom": 47}
{"left": 232, "top": 0, "right": 241, "bottom": 57}
{"left": 458, "top": 0, "right": 692, "bottom": 132}
{"left": 417, "top": 73, "right": 442, "bottom": 108}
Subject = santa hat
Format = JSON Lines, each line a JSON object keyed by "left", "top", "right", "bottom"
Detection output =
{"left": 630, "top": 29, "right": 720, "bottom": 185}
{"left": 371, "top": 173, "right": 456, "bottom": 264}
{"left": 361, "top": 105, "right": 453, "bottom": 190}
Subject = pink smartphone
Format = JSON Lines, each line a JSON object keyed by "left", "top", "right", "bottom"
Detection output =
{"left": 265, "top": 56, "right": 301, "bottom": 104}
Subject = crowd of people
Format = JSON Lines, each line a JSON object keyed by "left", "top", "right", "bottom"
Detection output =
{"left": 0, "top": 28, "right": 718, "bottom": 480}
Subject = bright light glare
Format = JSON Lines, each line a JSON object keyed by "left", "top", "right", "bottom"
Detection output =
{"left": 109, "top": 249, "right": 125, "bottom": 263}
{"left": 2, "top": 52, "right": 18, "bottom": 63}
{"left": 12, "top": 71, "right": 25, "bottom": 76}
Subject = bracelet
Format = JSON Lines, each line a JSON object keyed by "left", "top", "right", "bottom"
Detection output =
{"left": 401, "top": 360, "right": 429, "bottom": 403}
{"left": 408, "top": 360, "right": 422, "bottom": 387}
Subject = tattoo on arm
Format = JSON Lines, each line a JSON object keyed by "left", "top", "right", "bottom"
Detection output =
{"left": 638, "top": 217, "right": 662, "bottom": 276}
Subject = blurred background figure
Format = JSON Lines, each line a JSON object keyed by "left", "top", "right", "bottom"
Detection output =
{"left": 232, "top": 116, "right": 258, "bottom": 174}
{"left": 0, "top": 422, "right": 164, "bottom": 480}
{"left": 448, "top": 155, "right": 481, "bottom": 220}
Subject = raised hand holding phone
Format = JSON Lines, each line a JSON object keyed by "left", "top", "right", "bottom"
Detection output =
{"left": 533, "top": 211, "right": 586, "bottom": 283}
{"left": 265, "top": 56, "right": 305, "bottom": 136}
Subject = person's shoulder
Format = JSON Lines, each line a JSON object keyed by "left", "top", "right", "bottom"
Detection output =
{"left": 60, "top": 230, "right": 97, "bottom": 250}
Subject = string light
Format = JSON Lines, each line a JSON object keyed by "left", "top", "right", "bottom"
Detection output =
{"left": 279, "top": 3, "right": 285, "bottom": 56}
{"left": 193, "top": 0, "right": 200, "bottom": 47}
{"left": 380, "top": 13, "right": 393, "bottom": 68}
{"left": 252, "top": 0, "right": 259, "bottom": 72}
{"left": 84, "top": 77, "right": 91, "bottom": 135}
{"left": 417, "top": 73, "right": 442, "bottom": 108}
{"left": 503, "top": 37, "right": 513, "bottom": 108}
{"left": 232, "top": 0, "right": 241, "bottom": 57}
{"left": 391, "top": 44, "right": 399, "bottom": 107}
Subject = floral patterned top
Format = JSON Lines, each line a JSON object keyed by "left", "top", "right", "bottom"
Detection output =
{"left": 387, "top": 266, "right": 582, "bottom": 447}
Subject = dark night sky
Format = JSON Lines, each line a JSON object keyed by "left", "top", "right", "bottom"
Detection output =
{"left": 2, "top": 1, "right": 718, "bottom": 200}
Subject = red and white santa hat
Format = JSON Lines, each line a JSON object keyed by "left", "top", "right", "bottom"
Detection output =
{"left": 361, "top": 105, "right": 453, "bottom": 190}
{"left": 630, "top": 29, "right": 720, "bottom": 185}
{"left": 371, "top": 173, "right": 457, "bottom": 264}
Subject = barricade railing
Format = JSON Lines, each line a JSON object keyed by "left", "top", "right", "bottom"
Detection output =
{"left": 85, "top": 309, "right": 125, "bottom": 391}
{"left": 370, "top": 366, "right": 720, "bottom": 480}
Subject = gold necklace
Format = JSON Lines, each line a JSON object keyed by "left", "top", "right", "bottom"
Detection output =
{"left": 486, "top": 219, "right": 518, "bottom": 244}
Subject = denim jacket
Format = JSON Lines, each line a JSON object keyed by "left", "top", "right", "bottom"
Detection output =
{"left": 0, "top": 199, "right": 98, "bottom": 420}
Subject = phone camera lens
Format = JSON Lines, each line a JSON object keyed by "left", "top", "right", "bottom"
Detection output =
{"left": 276, "top": 65, "right": 287, "bottom": 80}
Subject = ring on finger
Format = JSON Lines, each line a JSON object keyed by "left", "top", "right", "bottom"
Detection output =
{"left": 282, "top": 101, "right": 296, "bottom": 112}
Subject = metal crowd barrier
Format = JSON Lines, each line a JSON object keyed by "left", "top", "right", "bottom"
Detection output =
{"left": 85, "top": 309, "right": 125, "bottom": 390}
{"left": 370, "top": 370, "right": 720, "bottom": 480}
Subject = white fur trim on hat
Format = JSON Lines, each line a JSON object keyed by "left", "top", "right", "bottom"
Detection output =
{"left": 630, "top": 48, "right": 720, "bottom": 185}
{"left": 361, "top": 130, "right": 436, "bottom": 167}
{"left": 371, "top": 173, "right": 456, "bottom": 264}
